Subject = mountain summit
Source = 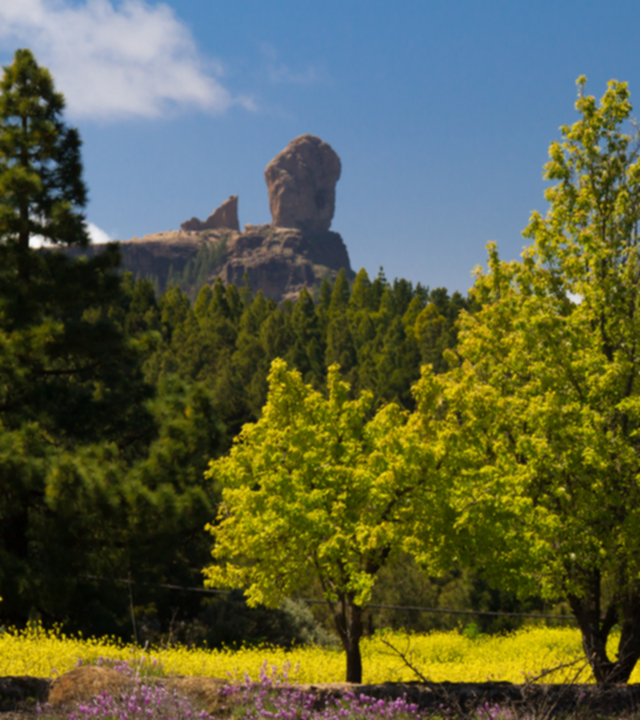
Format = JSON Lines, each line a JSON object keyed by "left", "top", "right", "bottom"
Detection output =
{"left": 83, "top": 135, "right": 354, "bottom": 302}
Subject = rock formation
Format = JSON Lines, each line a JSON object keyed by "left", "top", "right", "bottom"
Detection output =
{"left": 181, "top": 195, "right": 239, "bottom": 231}
{"left": 90, "top": 223, "right": 354, "bottom": 304}
{"left": 265, "top": 135, "right": 341, "bottom": 231}
{"left": 73, "top": 135, "right": 354, "bottom": 303}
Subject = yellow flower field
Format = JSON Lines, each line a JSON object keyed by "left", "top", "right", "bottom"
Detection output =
{"left": 0, "top": 624, "right": 634, "bottom": 684}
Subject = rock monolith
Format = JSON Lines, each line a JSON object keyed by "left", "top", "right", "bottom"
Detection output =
{"left": 265, "top": 135, "right": 341, "bottom": 231}
{"left": 181, "top": 195, "right": 239, "bottom": 231}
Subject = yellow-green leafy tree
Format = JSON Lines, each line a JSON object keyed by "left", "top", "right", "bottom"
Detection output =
{"left": 204, "top": 359, "right": 452, "bottom": 683}
{"left": 414, "top": 77, "right": 640, "bottom": 683}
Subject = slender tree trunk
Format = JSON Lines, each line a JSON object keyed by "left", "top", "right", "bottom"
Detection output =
{"left": 328, "top": 595, "right": 365, "bottom": 683}
{"left": 344, "top": 601, "right": 364, "bottom": 683}
{"left": 569, "top": 576, "right": 640, "bottom": 683}
{"left": 18, "top": 114, "right": 30, "bottom": 282}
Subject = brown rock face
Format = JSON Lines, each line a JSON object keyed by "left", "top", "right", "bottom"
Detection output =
{"left": 265, "top": 135, "right": 341, "bottom": 231}
{"left": 76, "top": 223, "right": 355, "bottom": 304}
{"left": 181, "top": 195, "right": 239, "bottom": 231}
{"left": 220, "top": 225, "right": 354, "bottom": 303}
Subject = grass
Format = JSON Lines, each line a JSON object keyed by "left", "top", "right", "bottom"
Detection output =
{"left": 0, "top": 623, "right": 633, "bottom": 684}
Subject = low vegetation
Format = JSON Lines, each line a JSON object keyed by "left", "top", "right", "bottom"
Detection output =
{"left": 0, "top": 624, "right": 632, "bottom": 684}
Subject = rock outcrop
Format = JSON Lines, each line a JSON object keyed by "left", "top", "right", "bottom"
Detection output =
{"left": 265, "top": 135, "right": 341, "bottom": 231}
{"left": 99, "top": 223, "right": 354, "bottom": 304}
{"left": 218, "top": 224, "right": 353, "bottom": 303}
{"left": 181, "top": 195, "right": 239, "bottom": 231}
{"left": 71, "top": 135, "right": 353, "bottom": 303}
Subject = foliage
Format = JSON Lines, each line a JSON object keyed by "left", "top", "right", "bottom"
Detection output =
{"left": 143, "top": 273, "right": 469, "bottom": 449}
{"left": 192, "top": 591, "right": 337, "bottom": 650}
{"left": 203, "top": 360, "right": 452, "bottom": 682}
{"left": 0, "top": 48, "right": 87, "bottom": 253}
{"left": 0, "top": 49, "right": 156, "bottom": 627}
{"left": 220, "top": 663, "right": 425, "bottom": 720}
{"left": 0, "top": 51, "right": 224, "bottom": 637}
{"left": 368, "top": 556, "right": 564, "bottom": 636}
{"left": 0, "top": 623, "right": 622, "bottom": 684}
{"left": 414, "top": 77, "right": 640, "bottom": 683}
{"left": 166, "top": 235, "right": 230, "bottom": 300}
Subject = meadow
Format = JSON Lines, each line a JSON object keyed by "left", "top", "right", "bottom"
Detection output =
{"left": 1, "top": 624, "right": 634, "bottom": 684}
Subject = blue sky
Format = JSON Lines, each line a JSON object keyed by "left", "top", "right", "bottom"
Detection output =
{"left": 0, "top": 0, "right": 639, "bottom": 294}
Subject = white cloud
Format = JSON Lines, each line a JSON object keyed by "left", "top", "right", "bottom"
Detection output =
{"left": 0, "top": 0, "right": 254, "bottom": 120}
{"left": 86, "top": 221, "right": 113, "bottom": 244}
{"left": 29, "top": 221, "right": 112, "bottom": 247}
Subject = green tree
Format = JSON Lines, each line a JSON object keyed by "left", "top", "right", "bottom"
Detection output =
{"left": 0, "top": 49, "right": 155, "bottom": 625}
{"left": 325, "top": 268, "right": 356, "bottom": 376}
{"left": 421, "top": 77, "right": 640, "bottom": 683}
{"left": 0, "top": 48, "right": 87, "bottom": 279}
{"left": 285, "top": 287, "right": 325, "bottom": 386}
{"left": 204, "top": 359, "right": 450, "bottom": 682}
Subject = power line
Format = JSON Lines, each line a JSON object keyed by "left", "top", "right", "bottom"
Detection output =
{"left": 81, "top": 575, "right": 576, "bottom": 622}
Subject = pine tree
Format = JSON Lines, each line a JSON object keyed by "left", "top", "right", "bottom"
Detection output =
{"left": 325, "top": 268, "right": 356, "bottom": 374}
{"left": 0, "top": 50, "right": 155, "bottom": 625}
{"left": 285, "top": 287, "right": 325, "bottom": 385}
{"left": 0, "top": 49, "right": 88, "bottom": 284}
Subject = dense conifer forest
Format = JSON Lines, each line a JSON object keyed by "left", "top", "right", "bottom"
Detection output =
{"left": 136, "top": 268, "right": 469, "bottom": 446}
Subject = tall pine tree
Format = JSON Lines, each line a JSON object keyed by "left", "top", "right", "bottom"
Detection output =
{"left": 0, "top": 49, "right": 154, "bottom": 625}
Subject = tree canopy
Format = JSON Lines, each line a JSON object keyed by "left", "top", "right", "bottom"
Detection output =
{"left": 204, "top": 76, "right": 640, "bottom": 684}
{"left": 204, "top": 359, "right": 453, "bottom": 682}
{"left": 0, "top": 50, "right": 226, "bottom": 633}
{"left": 415, "top": 77, "right": 640, "bottom": 682}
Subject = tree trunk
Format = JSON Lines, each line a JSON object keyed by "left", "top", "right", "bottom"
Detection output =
{"left": 18, "top": 114, "right": 30, "bottom": 283}
{"left": 569, "top": 579, "right": 640, "bottom": 683}
{"left": 329, "top": 595, "right": 364, "bottom": 683}
{"left": 344, "top": 601, "right": 364, "bottom": 683}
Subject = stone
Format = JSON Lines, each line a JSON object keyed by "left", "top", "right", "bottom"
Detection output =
{"left": 265, "top": 135, "right": 341, "bottom": 231}
{"left": 181, "top": 195, "right": 239, "bottom": 231}
{"left": 48, "top": 666, "right": 133, "bottom": 708}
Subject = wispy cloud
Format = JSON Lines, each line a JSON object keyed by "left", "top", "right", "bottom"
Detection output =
{"left": 261, "top": 43, "right": 326, "bottom": 86}
{"left": 0, "top": 0, "right": 254, "bottom": 120}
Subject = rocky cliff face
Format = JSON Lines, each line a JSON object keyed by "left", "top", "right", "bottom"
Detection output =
{"left": 81, "top": 135, "right": 353, "bottom": 303}
{"left": 109, "top": 222, "right": 353, "bottom": 303}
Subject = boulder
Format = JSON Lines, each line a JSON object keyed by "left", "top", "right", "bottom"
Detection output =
{"left": 48, "top": 666, "right": 133, "bottom": 708}
{"left": 181, "top": 195, "right": 239, "bottom": 231}
{"left": 265, "top": 135, "right": 341, "bottom": 231}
